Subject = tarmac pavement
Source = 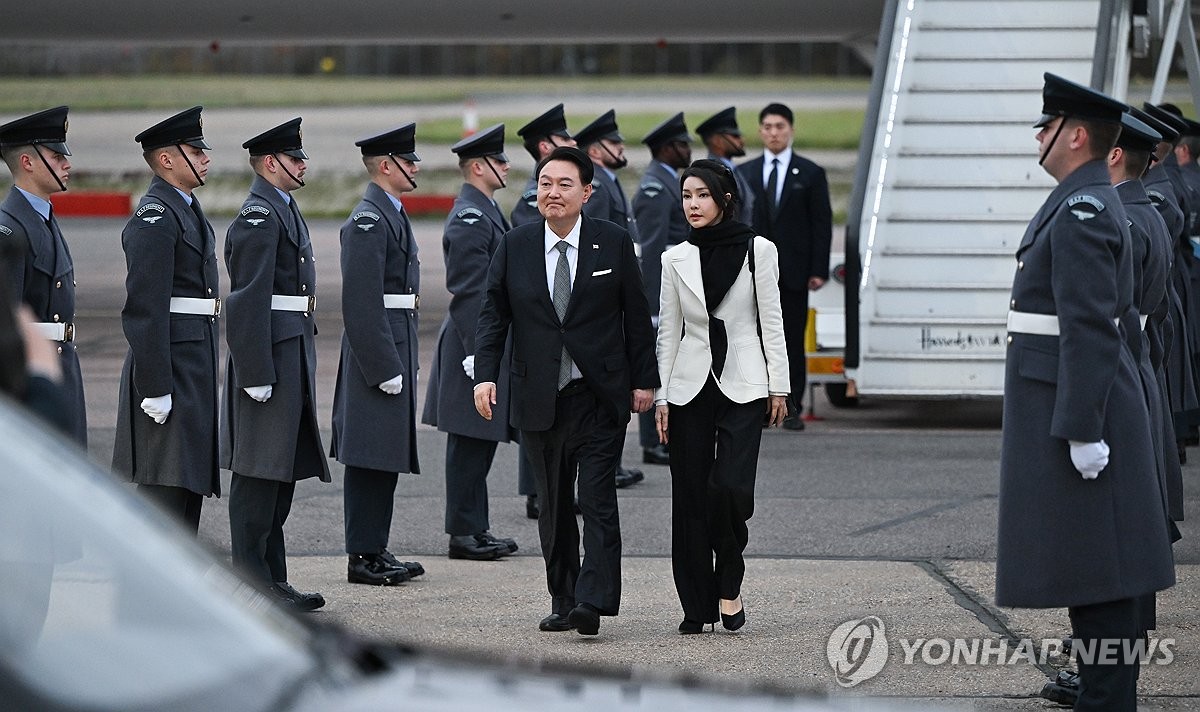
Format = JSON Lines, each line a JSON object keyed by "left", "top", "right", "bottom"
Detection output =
{"left": 63, "top": 210, "right": 1200, "bottom": 709}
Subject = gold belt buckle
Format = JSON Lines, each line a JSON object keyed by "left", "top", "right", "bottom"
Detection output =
{"left": 214, "top": 297, "right": 222, "bottom": 317}
{"left": 307, "top": 295, "right": 316, "bottom": 313}
{"left": 412, "top": 294, "right": 420, "bottom": 310}
{"left": 63, "top": 323, "right": 75, "bottom": 342}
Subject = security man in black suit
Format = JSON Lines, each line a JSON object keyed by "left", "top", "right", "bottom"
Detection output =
{"left": 475, "top": 147, "right": 658, "bottom": 636}
{"left": 330, "top": 123, "right": 428, "bottom": 584}
{"left": 695, "top": 106, "right": 755, "bottom": 225}
{"left": 738, "top": 103, "right": 833, "bottom": 429}
{"left": 575, "top": 110, "right": 645, "bottom": 489}
{"left": 222, "top": 118, "right": 329, "bottom": 611}
{"left": 420, "top": 123, "right": 517, "bottom": 561}
{"left": 0, "top": 106, "right": 86, "bottom": 444}
{"left": 510, "top": 104, "right": 576, "bottom": 228}
{"left": 632, "top": 113, "right": 691, "bottom": 466}
{"left": 113, "top": 107, "right": 220, "bottom": 533}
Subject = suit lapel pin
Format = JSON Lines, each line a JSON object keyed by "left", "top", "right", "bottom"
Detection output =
{"left": 791, "top": 167, "right": 799, "bottom": 175}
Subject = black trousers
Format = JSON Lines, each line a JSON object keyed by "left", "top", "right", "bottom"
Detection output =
{"left": 667, "top": 377, "right": 765, "bottom": 623}
{"left": 779, "top": 287, "right": 810, "bottom": 408}
{"left": 137, "top": 483, "right": 203, "bottom": 534}
{"left": 521, "top": 383, "right": 624, "bottom": 617}
{"left": 1068, "top": 597, "right": 1141, "bottom": 712}
{"left": 344, "top": 465, "right": 399, "bottom": 554}
{"left": 517, "top": 436, "right": 536, "bottom": 496}
{"left": 229, "top": 474, "right": 295, "bottom": 584}
{"left": 444, "top": 434, "right": 497, "bottom": 535}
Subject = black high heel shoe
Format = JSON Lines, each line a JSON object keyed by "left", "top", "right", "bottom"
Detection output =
{"left": 720, "top": 599, "right": 745, "bottom": 631}
{"left": 679, "top": 619, "right": 713, "bottom": 634}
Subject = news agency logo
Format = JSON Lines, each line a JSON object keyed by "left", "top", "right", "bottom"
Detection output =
{"left": 826, "top": 616, "right": 1177, "bottom": 688}
{"left": 826, "top": 616, "right": 889, "bottom": 687}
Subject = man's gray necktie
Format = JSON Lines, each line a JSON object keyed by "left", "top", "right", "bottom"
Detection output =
{"left": 766, "top": 157, "right": 780, "bottom": 217}
{"left": 553, "top": 240, "right": 573, "bottom": 388}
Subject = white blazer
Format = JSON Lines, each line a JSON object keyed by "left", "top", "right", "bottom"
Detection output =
{"left": 655, "top": 236, "right": 790, "bottom": 406}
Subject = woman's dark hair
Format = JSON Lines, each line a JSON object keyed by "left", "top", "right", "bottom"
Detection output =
{"left": 679, "top": 158, "right": 741, "bottom": 222}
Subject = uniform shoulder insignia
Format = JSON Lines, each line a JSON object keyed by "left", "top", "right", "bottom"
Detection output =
{"left": 0, "top": 224, "right": 11, "bottom": 236}
{"left": 640, "top": 179, "right": 664, "bottom": 198}
{"left": 135, "top": 202, "right": 167, "bottom": 224}
{"left": 1066, "top": 194, "right": 1104, "bottom": 221}
{"left": 521, "top": 188, "right": 537, "bottom": 207}
{"left": 1147, "top": 189, "right": 1167, "bottom": 205}
{"left": 456, "top": 206, "right": 484, "bottom": 224}
{"left": 352, "top": 210, "right": 381, "bottom": 232}
{"left": 239, "top": 204, "right": 271, "bottom": 227}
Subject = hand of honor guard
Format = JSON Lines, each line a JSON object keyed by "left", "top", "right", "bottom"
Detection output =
{"left": 462, "top": 354, "right": 475, "bottom": 379}
{"left": 378, "top": 374, "right": 403, "bottom": 395}
{"left": 244, "top": 385, "right": 273, "bottom": 402}
{"left": 1068, "top": 439, "right": 1110, "bottom": 480}
{"left": 140, "top": 394, "right": 172, "bottom": 424}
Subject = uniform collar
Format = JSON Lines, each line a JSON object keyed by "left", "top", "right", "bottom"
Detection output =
{"left": 15, "top": 187, "right": 51, "bottom": 221}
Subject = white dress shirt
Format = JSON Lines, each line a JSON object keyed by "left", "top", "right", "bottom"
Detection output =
{"left": 761, "top": 146, "right": 793, "bottom": 208}
{"left": 544, "top": 216, "right": 583, "bottom": 381}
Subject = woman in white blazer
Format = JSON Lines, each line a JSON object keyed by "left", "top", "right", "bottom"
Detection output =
{"left": 654, "top": 160, "right": 789, "bottom": 634}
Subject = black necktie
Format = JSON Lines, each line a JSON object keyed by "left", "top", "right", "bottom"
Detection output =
{"left": 46, "top": 208, "right": 66, "bottom": 276}
{"left": 766, "top": 157, "right": 780, "bottom": 217}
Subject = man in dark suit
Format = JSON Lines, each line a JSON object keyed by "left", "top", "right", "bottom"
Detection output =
{"left": 330, "top": 123, "right": 428, "bottom": 586}
{"left": 0, "top": 106, "right": 86, "bottom": 445}
{"left": 632, "top": 113, "right": 691, "bottom": 465}
{"left": 474, "top": 146, "right": 658, "bottom": 636}
{"left": 695, "top": 106, "right": 755, "bottom": 225}
{"left": 222, "top": 118, "right": 330, "bottom": 611}
{"left": 421, "top": 123, "right": 517, "bottom": 561}
{"left": 738, "top": 103, "right": 833, "bottom": 429}
{"left": 113, "top": 107, "right": 221, "bottom": 533}
{"left": 996, "top": 74, "right": 1175, "bottom": 711}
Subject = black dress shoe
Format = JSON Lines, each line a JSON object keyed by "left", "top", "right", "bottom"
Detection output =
{"left": 642, "top": 444, "right": 670, "bottom": 465}
{"left": 269, "top": 581, "right": 325, "bottom": 611}
{"left": 1039, "top": 669, "right": 1080, "bottom": 706}
{"left": 481, "top": 531, "right": 518, "bottom": 554}
{"left": 782, "top": 414, "right": 806, "bottom": 430}
{"left": 567, "top": 603, "right": 600, "bottom": 636}
{"left": 448, "top": 534, "right": 507, "bottom": 560}
{"left": 615, "top": 466, "right": 644, "bottom": 489}
{"left": 538, "top": 613, "right": 574, "bottom": 632}
{"left": 526, "top": 495, "right": 539, "bottom": 520}
{"left": 347, "top": 554, "right": 410, "bottom": 585}
{"left": 378, "top": 549, "right": 424, "bottom": 577}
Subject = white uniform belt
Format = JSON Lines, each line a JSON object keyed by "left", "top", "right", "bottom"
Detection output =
{"left": 1139, "top": 314, "right": 1149, "bottom": 330}
{"left": 271, "top": 294, "right": 316, "bottom": 312}
{"left": 31, "top": 322, "right": 74, "bottom": 342}
{"left": 169, "top": 297, "right": 221, "bottom": 316}
{"left": 383, "top": 293, "right": 419, "bottom": 309}
{"left": 1006, "top": 310, "right": 1120, "bottom": 336}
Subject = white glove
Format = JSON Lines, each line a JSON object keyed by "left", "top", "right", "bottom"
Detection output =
{"left": 140, "top": 394, "right": 172, "bottom": 425}
{"left": 244, "top": 385, "right": 273, "bottom": 402}
{"left": 379, "top": 373, "right": 403, "bottom": 395}
{"left": 1069, "top": 439, "right": 1110, "bottom": 480}
{"left": 462, "top": 354, "right": 475, "bottom": 379}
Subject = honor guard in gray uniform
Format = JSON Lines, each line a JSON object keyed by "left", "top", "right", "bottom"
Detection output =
{"left": 0, "top": 107, "right": 86, "bottom": 444}
{"left": 997, "top": 74, "right": 1175, "bottom": 710}
{"left": 695, "top": 106, "right": 755, "bottom": 225}
{"left": 330, "top": 123, "right": 428, "bottom": 585}
{"left": 113, "top": 107, "right": 220, "bottom": 533}
{"left": 421, "top": 124, "right": 520, "bottom": 560}
{"left": 1142, "top": 102, "right": 1200, "bottom": 463}
{"left": 633, "top": 113, "right": 691, "bottom": 466}
{"left": 510, "top": 104, "right": 575, "bottom": 228}
{"left": 222, "top": 118, "right": 329, "bottom": 610}
{"left": 575, "top": 110, "right": 646, "bottom": 489}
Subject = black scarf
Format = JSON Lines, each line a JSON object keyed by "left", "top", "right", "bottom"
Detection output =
{"left": 685, "top": 219, "right": 756, "bottom": 379}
